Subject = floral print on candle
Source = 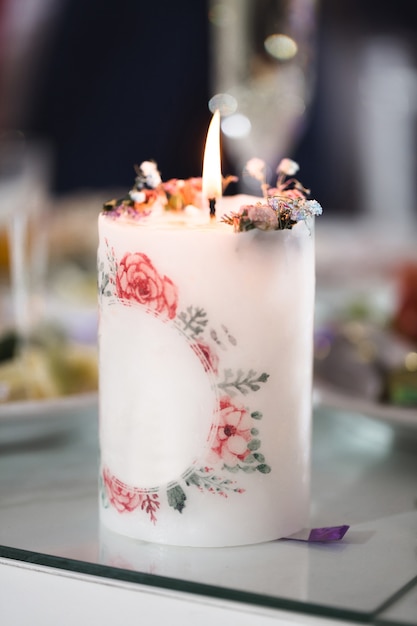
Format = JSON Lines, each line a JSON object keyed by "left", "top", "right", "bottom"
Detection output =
{"left": 210, "top": 396, "right": 252, "bottom": 465}
{"left": 102, "top": 467, "right": 160, "bottom": 522}
{"left": 99, "top": 244, "right": 272, "bottom": 524}
{"left": 190, "top": 340, "right": 219, "bottom": 374}
{"left": 115, "top": 251, "right": 178, "bottom": 319}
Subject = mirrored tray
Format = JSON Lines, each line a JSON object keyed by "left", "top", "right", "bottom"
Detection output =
{"left": 1, "top": 406, "right": 417, "bottom": 624}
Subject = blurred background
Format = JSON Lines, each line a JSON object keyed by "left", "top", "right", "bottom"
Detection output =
{"left": 0, "top": 0, "right": 416, "bottom": 217}
{"left": 0, "top": 0, "right": 416, "bottom": 407}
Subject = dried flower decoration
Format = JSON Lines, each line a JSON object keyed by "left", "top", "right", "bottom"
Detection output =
{"left": 163, "top": 177, "right": 203, "bottom": 211}
{"left": 102, "top": 158, "right": 321, "bottom": 230}
{"left": 244, "top": 157, "right": 269, "bottom": 198}
{"left": 103, "top": 161, "right": 164, "bottom": 215}
{"left": 221, "top": 158, "right": 322, "bottom": 232}
{"left": 277, "top": 158, "right": 299, "bottom": 177}
{"left": 134, "top": 160, "right": 162, "bottom": 190}
{"left": 103, "top": 161, "right": 236, "bottom": 216}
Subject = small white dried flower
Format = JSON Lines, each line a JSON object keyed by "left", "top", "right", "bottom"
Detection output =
{"left": 277, "top": 158, "right": 299, "bottom": 177}
{"left": 129, "top": 190, "right": 146, "bottom": 204}
{"left": 245, "top": 157, "right": 267, "bottom": 182}
{"left": 140, "top": 160, "right": 162, "bottom": 188}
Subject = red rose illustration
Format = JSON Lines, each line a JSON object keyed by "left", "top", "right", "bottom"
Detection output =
{"left": 191, "top": 341, "right": 219, "bottom": 374}
{"left": 103, "top": 468, "right": 160, "bottom": 522}
{"left": 116, "top": 252, "right": 178, "bottom": 319}
{"left": 103, "top": 468, "right": 141, "bottom": 513}
{"left": 210, "top": 396, "right": 252, "bottom": 466}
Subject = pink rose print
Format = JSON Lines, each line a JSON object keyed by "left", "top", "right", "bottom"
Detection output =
{"left": 116, "top": 252, "right": 178, "bottom": 319}
{"left": 210, "top": 396, "right": 252, "bottom": 466}
{"left": 102, "top": 468, "right": 160, "bottom": 523}
{"left": 191, "top": 341, "right": 219, "bottom": 374}
{"left": 103, "top": 467, "right": 142, "bottom": 513}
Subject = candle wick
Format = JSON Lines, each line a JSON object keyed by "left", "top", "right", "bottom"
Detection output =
{"left": 209, "top": 198, "right": 216, "bottom": 218}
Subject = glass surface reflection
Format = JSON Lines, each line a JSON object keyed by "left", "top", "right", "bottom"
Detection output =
{"left": 1, "top": 407, "right": 417, "bottom": 623}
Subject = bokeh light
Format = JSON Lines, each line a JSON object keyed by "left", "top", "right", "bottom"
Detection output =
{"left": 264, "top": 34, "right": 298, "bottom": 60}
{"left": 208, "top": 93, "right": 238, "bottom": 116}
{"left": 405, "top": 352, "right": 417, "bottom": 372}
{"left": 221, "top": 114, "right": 252, "bottom": 139}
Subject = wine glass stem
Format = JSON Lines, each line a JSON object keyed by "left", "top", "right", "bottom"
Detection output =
{"left": 8, "top": 211, "right": 30, "bottom": 339}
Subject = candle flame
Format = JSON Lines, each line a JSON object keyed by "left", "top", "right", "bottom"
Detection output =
{"left": 202, "top": 110, "right": 222, "bottom": 200}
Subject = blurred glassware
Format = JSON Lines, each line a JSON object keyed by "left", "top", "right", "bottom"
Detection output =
{"left": 208, "top": 0, "right": 318, "bottom": 190}
{"left": 0, "top": 131, "right": 51, "bottom": 339}
{"left": 357, "top": 36, "right": 417, "bottom": 234}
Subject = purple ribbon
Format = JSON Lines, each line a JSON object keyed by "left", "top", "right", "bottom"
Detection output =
{"left": 284, "top": 525, "right": 350, "bottom": 543}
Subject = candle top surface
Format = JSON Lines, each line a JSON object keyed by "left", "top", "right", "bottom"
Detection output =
{"left": 101, "top": 159, "right": 322, "bottom": 233}
{"left": 99, "top": 206, "right": 229, "bottom": 231}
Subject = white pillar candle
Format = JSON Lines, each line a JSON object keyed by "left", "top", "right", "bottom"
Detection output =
{"left": 98, "top": 196, "right": 316, "bottom": 547}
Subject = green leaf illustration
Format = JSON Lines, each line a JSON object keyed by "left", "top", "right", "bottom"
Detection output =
{"left": 100, "top": 476, "right": 109, "bottom": 509}
{"left": 240, "top": 465, "right": 257, "bottom": 473}
{"left": 223, "top": 463, "right": 240, "bottom": 473}
{"left": 257, "top": 372, "right": 269, "bottom": 383}
{"left": 224, "top": 462, "right": 256, "bottom": 473}
{"left": 177, "top": 306, "right": 208, "bottom": 338}
{"left": 186, "top": 468, "right": 244, "bottom": 494}
{"left": 218, "top": 369, "right": 269, "bottom": 396}
{"left": 256, "top": 464, "right": 272, "bottom": 474}
{"left": 98, "top": 272, "right": 108, "bottom": 296}
{"left": 184, "top": 472, "right": 202, "bottom": 488}
{"left": 167, "top": 483, "right": 187, "bottom": 513}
